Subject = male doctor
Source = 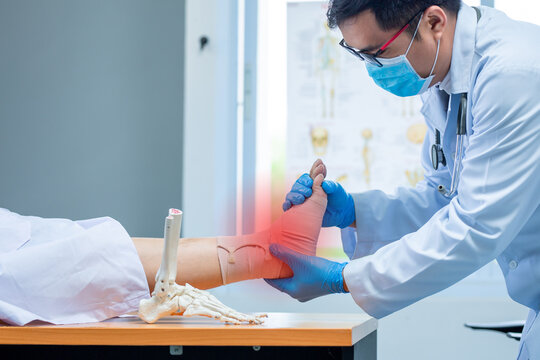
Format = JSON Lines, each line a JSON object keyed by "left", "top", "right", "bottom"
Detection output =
{"left": 265, "top": 1, "right": 540, "bottom": 358}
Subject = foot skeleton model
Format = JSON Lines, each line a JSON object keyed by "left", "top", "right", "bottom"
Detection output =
{"left": 138, "top": 209, "right": 266, "bottom": 324}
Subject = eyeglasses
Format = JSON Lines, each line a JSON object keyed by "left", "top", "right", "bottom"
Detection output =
{"left": 339, "top": 9, "right": 425, "bottom": 67}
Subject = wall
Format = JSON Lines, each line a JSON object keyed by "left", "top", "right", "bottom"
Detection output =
{"left": 182, "top": 0, "right": 239, "bottom": 238}
{"left": 0, "top": 0, "right": 185, "bottom": 237}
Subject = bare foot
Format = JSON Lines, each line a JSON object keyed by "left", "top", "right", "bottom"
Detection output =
{"left": 269, "top": 160, "right": 327, "bottom": 278}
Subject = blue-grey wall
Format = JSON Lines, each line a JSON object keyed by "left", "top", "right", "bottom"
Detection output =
{"left": 0, "top": 0, "right": 185, "bottom": 237}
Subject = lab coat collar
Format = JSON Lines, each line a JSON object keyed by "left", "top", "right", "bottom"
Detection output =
{"left": 438, "top": 3, "right": 477, "bottom": 95}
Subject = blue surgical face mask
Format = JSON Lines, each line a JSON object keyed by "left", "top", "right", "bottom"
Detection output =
{"left": 365, "top": 14, "right": 440, "bottom": 97}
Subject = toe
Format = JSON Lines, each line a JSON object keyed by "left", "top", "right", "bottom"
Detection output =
{"left": 311, "top": 173, "right": 328, "bottom": 206}
{"left": 309, "top": 159, "right": 327, "bottom": 179}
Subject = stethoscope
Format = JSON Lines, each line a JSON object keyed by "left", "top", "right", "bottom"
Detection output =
{"left": 430, "top": 93, "right": 468, "bottom": 198}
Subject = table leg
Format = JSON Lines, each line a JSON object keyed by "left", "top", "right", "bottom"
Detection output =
{"left": 341, "top": 330, "right": 377, "bottom": 360}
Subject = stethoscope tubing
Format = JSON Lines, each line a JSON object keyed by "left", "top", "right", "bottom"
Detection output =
{"left": 435, "top": 93, "right": 468, "bottom": 198}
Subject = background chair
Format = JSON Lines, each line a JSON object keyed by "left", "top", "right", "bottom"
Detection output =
{"left": 464, "top": 320, "right": 525, "bottom": 341}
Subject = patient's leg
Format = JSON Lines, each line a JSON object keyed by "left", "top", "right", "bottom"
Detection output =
{"left": 134, "top": 162, "right": 327, "bottom": 290}
{"left": 135, "top": 236, "right": 224, "bottom": 290}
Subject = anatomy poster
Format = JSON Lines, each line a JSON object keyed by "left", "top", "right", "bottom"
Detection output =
{"left": 286, "top": 1, "right": 427, "bottom": 251}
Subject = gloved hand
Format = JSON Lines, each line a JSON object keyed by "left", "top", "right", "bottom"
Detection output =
{"left": 264, "top": 243, "right": 349, "bottom": 302}
{"left": 283, "top": 175, "right": 355, "bottom": 228}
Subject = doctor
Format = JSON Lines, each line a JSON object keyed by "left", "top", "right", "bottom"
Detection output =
{"left": 265, "top": 1, "right": 540, "bottom": 358}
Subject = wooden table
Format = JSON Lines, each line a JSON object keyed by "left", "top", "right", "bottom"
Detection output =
{"left": 1, "top": 313, "right": 377, "bottom": 359}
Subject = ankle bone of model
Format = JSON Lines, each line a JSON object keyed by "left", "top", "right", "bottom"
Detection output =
{"left": 139, "top": 208, "right": 266, "bottom": 324}
{"left": 154, "top": 209, "right": 182, "bottom": 299}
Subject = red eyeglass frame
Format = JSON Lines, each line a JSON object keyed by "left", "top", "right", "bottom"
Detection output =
{"left": 339, "top": 8, "right": 425, "bottom": 67}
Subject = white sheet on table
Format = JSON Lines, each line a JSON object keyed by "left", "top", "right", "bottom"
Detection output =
{"left": 0, "top": 208, "right": 150, "bottom": 325}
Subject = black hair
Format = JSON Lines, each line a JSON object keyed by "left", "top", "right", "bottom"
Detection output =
{"left": 327, "top": 0, "right": 461, "bottom": 37}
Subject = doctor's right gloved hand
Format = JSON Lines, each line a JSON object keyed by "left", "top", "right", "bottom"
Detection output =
{"left": 265, "top": 244, "right": 349, "bottom": 302}
{"left": 282, "top": 174, "right": 356, "bottom": 228}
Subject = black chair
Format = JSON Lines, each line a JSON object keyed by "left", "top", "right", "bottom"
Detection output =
{"left": 464, "top": 320, "right": 525, "bottom": 341}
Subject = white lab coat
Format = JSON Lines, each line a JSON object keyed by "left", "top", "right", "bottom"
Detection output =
{"left": 341, "top": 4, "right": 540, "bottom": 359}
{"left": 0, "top": 208, "right": 150, "bottom": 325}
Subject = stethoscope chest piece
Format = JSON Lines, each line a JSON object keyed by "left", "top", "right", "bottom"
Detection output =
{"left": 431, "top": 129, "right": 446, "bottom": 170}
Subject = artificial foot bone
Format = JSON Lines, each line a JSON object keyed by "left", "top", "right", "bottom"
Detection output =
{"left": 139, "top": 209, "right": 266, "bottom": 325}
{"left": 139, "top": 283, "right": 267, "bottom": 324}
{"left": 154, "top": 209, "right": 182, "bottom": 299}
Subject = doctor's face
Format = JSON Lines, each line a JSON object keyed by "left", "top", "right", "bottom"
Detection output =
{"left": 338, "top": 6, "right": 450, "bottom": 84}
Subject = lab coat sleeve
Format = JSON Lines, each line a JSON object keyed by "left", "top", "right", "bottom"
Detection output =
{"left": 343, "top": 67, "right": 540, "bottom": 318}
{"left": 341, "top": 121, "right": 452, "bottom": 259}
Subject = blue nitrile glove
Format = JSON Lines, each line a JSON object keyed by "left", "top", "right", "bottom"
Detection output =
{"left": 282, "top": 173, "right": 313, "bottom": 211}
{"left": 264, "top": 244, "right": 349, "bottom": 302}
{"left": 282, "top": 174, "right": 356, "bottom": 228}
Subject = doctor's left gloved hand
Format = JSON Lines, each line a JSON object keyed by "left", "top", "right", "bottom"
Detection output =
{"left": 283, "top": 175, "right": 355, "bottom": 228}
{"left": 264, "top": 244, "right": 349, "bottom": 302}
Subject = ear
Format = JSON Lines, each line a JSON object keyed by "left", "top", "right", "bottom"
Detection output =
{"left": 424, "top": 5, "right": 447, "bottom": 41}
